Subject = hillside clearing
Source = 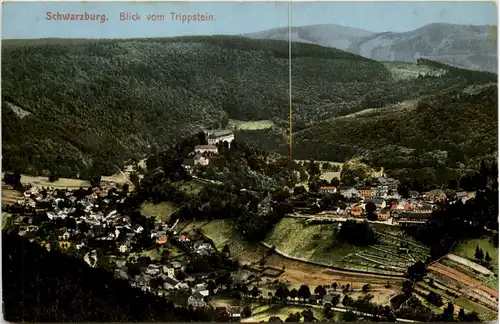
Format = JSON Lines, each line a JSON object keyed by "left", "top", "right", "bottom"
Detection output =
{"left": 229, "top": 119, "right": 275, "bottom": 130}
{"left": 140, "top": 201, "right": 178, "bottom": 221}
{"left": 383, "top": 61, "right": 446, "bottom": 80}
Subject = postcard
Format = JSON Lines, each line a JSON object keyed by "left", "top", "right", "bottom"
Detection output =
{"left": 1, "top": 1, "right": 498, "bottom": 322}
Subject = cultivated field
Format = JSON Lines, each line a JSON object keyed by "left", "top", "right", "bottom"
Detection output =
{"left": 228, "top": 119, "right": 275, "bottom": 131}
{"left": 426, "top": 259, "right": 499, "bottom": 319}
{"left": 264, "top": 218, "right": 429, "bottom": 275}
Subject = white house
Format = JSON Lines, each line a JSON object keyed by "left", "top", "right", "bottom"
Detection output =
{"left": 205, "top": 130, "right": 235, "bottom": 148}
{"left": 194, "top": 154, "right": 209, "bottom": 166}
{"left": 340, "top": 188, "right": 360, "bottom": 199}
{"left": 119, "top": 243, "right": 131, "bottom": 253}
{"left": 194, "top": 145, "right": 218, "bottom": 154}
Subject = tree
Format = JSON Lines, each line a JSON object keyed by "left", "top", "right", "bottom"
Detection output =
{"left": 330, "top": 177, "right": 340, "bottom": 187}
{"left": 268, "top": 316, "right": 283, "bottom": 322}
{"left": 426, "top": 291, "right": 444, "bottom": 307}
{"left": 130, "top": 172, "right": 140, "bottom": 189}
{"left": 285, "top": 312, "right": 301, "bottom": 322}
{"left": 458, "top": 309, "right": 481, "bottom": 322}
{"left": 402, "top": 280, "right": 413, "bottom": 296}
{"left": 307, "top": 160, "right": 321, "bottom": 178}
{"left": 407, "top": 261, "right": 427, "bottom": 282}
{"left": 365, "top": 202, "right": 377, "bottom": 219}
{"left": 222, "top": 244, "right": 231, "bottom": 256}
{"left": 207, "top": 280, "right": 217, "bottom": 294}
{"left": 485, "top": 251, "right": 492, "bottom": 263}
{"left": 241, "top": 305, "right": 252, "bottom": 318}
{"left": 48, "top": 171, "right": 60, "bottom": 182}
{"left": 362, "top": 284, "right": 370, "bottom": 293}
{"left": 297, "top": 285, "right": 311, "bottom": 302}
{"left": 289, "top": 288, "right": 298, "bottom": 299}
{"left": 331, "top": 282, "right": 338, "bottom": 291}
{"left": 398, "top": 184, "right": 410, "bottom": 199}
{"left": 90, "top": 174, "right": 102, "bottom": 188}
{"left": 301, "top": 309, "right": 315, "bottom": 322}
{"left": 474, "top": 245, "right": 484, "bottom": 260}
{"left": 343, "top": 311, "right": 358, "bottom": 321}
{"left": 323, "top": 303, "right": 334, "bottom": 319}
{"left": 251, "top": 286, "right": 262, "bottom": 299}
{"left": 314, "top": 285, "right": 327, "bottom": 298}
{"left": 441, "top": 302, "right": 455, "bottom": 321}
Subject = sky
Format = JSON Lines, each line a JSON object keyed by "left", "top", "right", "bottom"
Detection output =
{"left": 2, "top": 1, "right": 498, "bottom": 39}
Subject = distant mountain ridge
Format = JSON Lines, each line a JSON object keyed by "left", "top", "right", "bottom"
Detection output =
{"left": 244, "top": 23, "right": 498, "bottom": 72}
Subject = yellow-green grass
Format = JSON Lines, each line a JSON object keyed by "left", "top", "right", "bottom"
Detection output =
{"left": 264, "top": 219, "right": 429, "bottom": 273}
{"left": 178, "top": 219, "right": 265, "bottom": 259}
{"left": 264, "top": 218, "right": 360, "bottom": 266}
{"left": 2, "top": 212, "right": 13, "bottom": 229}
{"left": 454, "top": 237, "right": 498, "bottom": 274}
{"left": 320, "top": 171, "right": 341, "bottom": 182}
{"left": 383, "top": 62, "right": 446, "bottom": 81}
{"left": 140, "top": 201, "right": 178, "bottom": 221}
{"left": 228, "top": 119, "right": 275, "bottom": 131}
{"left": 2, "top": 173, "right": 90, "bottom": 189}
{"left": 453, "top": 297, "right": 498, "bottom": 321}
{"left": 209, "top": 297, "right": 241, "bottom": 308}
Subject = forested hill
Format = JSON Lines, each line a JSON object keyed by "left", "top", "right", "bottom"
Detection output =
{"left": 1, "top": 36, "right": 495, "bottom": 178}
{"left": 2, "top": 36, "right": 390, "bottom": 177}
{"left": 292, "top": 84, "right": 498, "bottom": 174}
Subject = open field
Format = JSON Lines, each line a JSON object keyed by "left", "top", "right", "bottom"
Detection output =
{"left": 453, "top": 237, "right": 498, "bottom": 290}
{"left": 228, "top": 119, "right": 275, "bottom": 131}
{"left": 2, "top": 172, "right": 132, "bottom": 191}
{"left": 454, "top": 237, "right": 498, "bottom": 273}
{"left": 383, "top": 62, "right": 446, "bottom": 81}
{"left": 264, "top": 218, "right": 428, "bottom": 275}
{"left": 140, "top": 201, "right": 178, "bottom": 221}
{"left": 1, "top": 186, "right": 24, "bottom": 206}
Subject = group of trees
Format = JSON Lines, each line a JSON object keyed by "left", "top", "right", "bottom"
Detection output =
{"left": 336, "top": 220, "right": 377, "bottom": 246}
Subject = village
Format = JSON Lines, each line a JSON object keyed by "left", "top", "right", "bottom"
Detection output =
{"left": 1, "top": 128, "right": 490, "bottom": 322}
{"left": 183, "top": 129, "right": 477, "bottom": 228}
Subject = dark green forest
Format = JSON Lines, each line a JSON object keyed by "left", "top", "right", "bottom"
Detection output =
{"left": 240, "top": 84, "right": 498, "bottom": 183}
{"left": 3, "top": 35, "right": 493, "bottom": 177}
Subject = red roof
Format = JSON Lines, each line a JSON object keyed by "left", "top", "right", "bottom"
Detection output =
{"left": 319, "top": 186, "right": 336, "bottom": 190}
{"left": 352, "top": 206, "right": 362, "bottom": 211}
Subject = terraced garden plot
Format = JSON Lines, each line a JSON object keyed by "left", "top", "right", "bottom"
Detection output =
{"left": 264, "top": 218, "right": 429, "bottom": 274}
